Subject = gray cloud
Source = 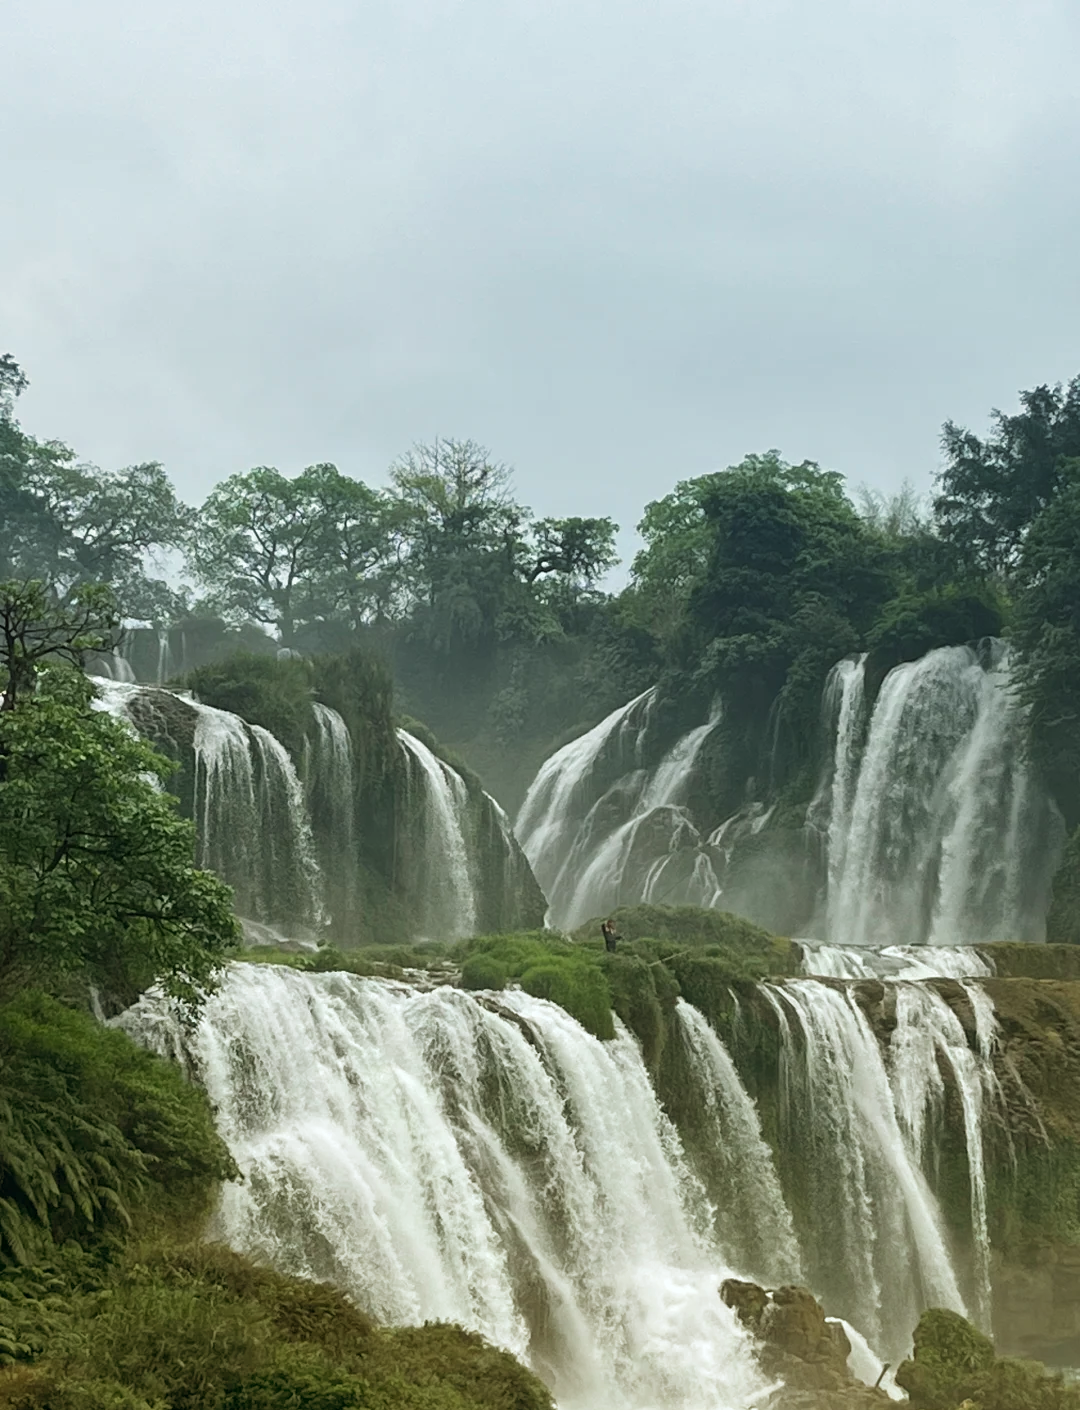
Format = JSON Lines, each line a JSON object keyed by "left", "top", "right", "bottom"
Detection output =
{"left": 3, "top": 0, "right": 1079, "bottom": 564}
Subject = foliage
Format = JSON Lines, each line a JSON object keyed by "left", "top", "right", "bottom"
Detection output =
{"left": 1013, "top": 459, "right": 1080, "bottom": 825}
{"left": 0, "top": 368, "right": 184, "bottom": 619}
{"left": 0, "top": 1242, "right": 552, "bottom": 1410}
{"left": 0, "top": 667, "right": 238, "bottom": 1005}
{"left": 896, "top": 1307, "right": 1080, "bottom": 1410}
{"left": 189, "top": 465, "right": 397, "bottom": 644}
{"left": 185, "top": 652, "right": 314, "bottom": 762}
{"left": 866, "top": 581, "right": 1007, "bottom": 672}
{"left": 459, "top": 954, "right": 507, "bottom": 991}
{"left": 0, "top": 581, "right": 119, "bottom": 713}
{"left": 895, "top": 1308, "right": 995, "bottom": 1408}
{"left": 0, "top": 992, "right": 235, "bottom": 1268}
{"left": 935, "top": 376, "right": 1080, "bottom": 575}
{"left": 457, "top": 933, "right": 615, "bottom": 1040}
{"left": 1047, "top": 831, "right": 1080, "bottom": 946}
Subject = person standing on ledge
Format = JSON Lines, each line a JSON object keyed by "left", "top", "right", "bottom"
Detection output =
{"left": 601, "top": 919, "right": 620, "bottom": 953}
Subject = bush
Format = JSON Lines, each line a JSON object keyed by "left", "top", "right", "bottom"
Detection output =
{"left": 184, "top": 653, "right": 313, "bottom": 761}
{"left": 459, "top": 955, "right": 507, "bottom": 992}
{"left": 0, "top": 1244, "right": 553, "bottom": 1410}
{"left": 457, "top": 934, "right": 615, "bottom": 1040}
{"left": 866, "top": 582, "right": 1006, "bottom": 674}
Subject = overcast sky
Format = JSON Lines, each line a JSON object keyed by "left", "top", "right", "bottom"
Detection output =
{"left": 3, "top": 0, "right": 1079, "bottom": 565}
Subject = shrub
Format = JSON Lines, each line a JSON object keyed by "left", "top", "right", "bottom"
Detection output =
{"left": 459, "top": 955, "right": 507, "bottom": 992}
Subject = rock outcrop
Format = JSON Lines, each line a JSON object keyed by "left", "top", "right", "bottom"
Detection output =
{"left": 721, "top": 1280, "right": 891, "bottom": 1409}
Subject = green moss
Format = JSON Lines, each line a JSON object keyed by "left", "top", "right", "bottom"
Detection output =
{"left": 895, "top": 1308, "right": 1080, "bottom": 1410}
{"left": 571, "top": 904, "right": 798, "bottom": 979}
{"left": 459, "top": 955, "right": 507, "bottom": 992}
{"left": 896, "top": 1307, "right": 995, "bottom": 1407}
{"left": 457, "top": 934, "right": 615, "bottom": 1040}
{"left": 980, "top": 943, "right": 1080, "bottom": 978}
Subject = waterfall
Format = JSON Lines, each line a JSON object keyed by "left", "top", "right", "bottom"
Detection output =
{"left": 515, "top": 688, "right": 657, "bottom": 906}
{"left": 820, "top": 655, "right": 867, "bottom": 906}
{"left": 763, "top": 979, "right": 967, "bottom": 1358}
{"left": 888, "top": 983, "right": 997, "bottom": 1330}
{"left": 118, "top": 964, "right": 769, "bottom": 1410}
{"left": 517, "top": 695, "right": 723, "bottom": 930}
{"left": 307, "top": 703, "right": 355, "bottom": 854}
{"left": 824, "top": 644, "right": 1062, "bottom": 947}
{"left": 799, "top": 944, "right": 993, "bottom": 980}
{"left": 192, "top": 698, "right": 325, "bottom": 931}
{"left": 673, "top": 1000, "right": 803, "bottom": 1286}
{"left": 399, "top": 729, "right": 478, "bottom": 938}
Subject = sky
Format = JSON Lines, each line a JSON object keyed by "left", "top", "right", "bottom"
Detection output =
{"left": 3, "top": 0, "right": 1079, "bottom": 569}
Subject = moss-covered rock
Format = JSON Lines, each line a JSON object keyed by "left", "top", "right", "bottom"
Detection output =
{"left": 1047, "top": 829, "right": 1080, "bottom": 947}
{"left": 896, "top": 1308, "right": 995, "bottom": 1408}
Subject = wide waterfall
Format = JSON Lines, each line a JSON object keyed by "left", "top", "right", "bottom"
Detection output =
{"left": 119, "top": 964, "right": 770, "bottom": 1410}
{"left": 517, "top": 639, "right": 1063, "bottom": 945}
{"left": 115, "top": 948, "right": 1010, "bottom": 1400}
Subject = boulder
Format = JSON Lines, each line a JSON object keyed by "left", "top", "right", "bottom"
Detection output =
{"left": 720, "top": 1280, "right": 890, "bottom": 1409}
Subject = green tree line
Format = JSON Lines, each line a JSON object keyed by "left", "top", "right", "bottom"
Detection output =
{"left": 3, "top": 352, "right": 1080, "bottom": 822}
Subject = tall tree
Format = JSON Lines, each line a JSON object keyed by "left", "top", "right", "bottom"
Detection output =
{"left": 935, "top": 376, "right": 1080, "bottom": 575}
{"left": 189, "top": 464, "right": 394, "bottom": 642}
{"left": 1013, "top": 456, "right": 1080, "bottom": 825}
{"left": 0, "top": 359, "right": 185, "bottom": 615}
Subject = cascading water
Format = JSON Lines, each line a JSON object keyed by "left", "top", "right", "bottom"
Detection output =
{"left": 763, "top": 979, "right": 967, "bottom": 1359}
{"left": 673, "top": 1000, "right": 803, "bottom": 1287}
{"left": 306, "top": 702, "right": 355, "bottom": 854}
{"left": 888, "top": 983, "right": 998, "bottom": 1330}
{"left": 515, "top": 688, "right": 657, "bottom": 907}
{"left": 517, "top": 696, "right": 723, "bottom": 929}
{"left": 823, "top": 644, "right": 1062, "bottom": 947}
{"left": 399, "top": 729, "right": 478, "bottom": 938}
{"left": 191, "top": 696, "right": 324, "bottom": 930}
{"left": 118, "top": 964, "right": 770, "bottom": 1410}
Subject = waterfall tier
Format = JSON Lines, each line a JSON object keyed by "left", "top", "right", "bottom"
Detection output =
{"left": 517, "top": 640, "right": 1063, "bottom": 945}
{"left": 119, "top": 965, "right": 770, "bottom": 1410}
{"left": 91, "top": 678, "right": 544, "bottom": 942}
{"left": 118, "top": 953, "right": 1011, "bottom": 1395}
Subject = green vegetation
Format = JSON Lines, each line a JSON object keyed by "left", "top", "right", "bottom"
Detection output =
{"left": 0, "top": 992, "right": 235, "bottom": 1267}
{"left": 897, "top": 1307, "right": 1080, "bottom": 1410}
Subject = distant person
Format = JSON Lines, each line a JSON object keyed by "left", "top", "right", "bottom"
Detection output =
{"left": 601, "top": 919, "right": 621, "bottom": 953}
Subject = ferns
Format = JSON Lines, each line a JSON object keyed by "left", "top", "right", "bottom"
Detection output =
{"left": 0, "top": 992, "right": 235, "bottom": 1268}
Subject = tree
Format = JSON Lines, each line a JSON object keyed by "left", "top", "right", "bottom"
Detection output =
{"left": 935, "top": 376, "right": 1080, "bottom": 575}
{"left": 0, "top": 367, "right": 185, "bottom": 615}
{"left": 630, "top": 475, "right": 722, "bottom": 640}
{"left": 1013, "top": 457, "right": 1080, "bottom": 826}
{"left": 0, "top": 580, "right": 118, "bottom": 714}
{"left": 0, "top": 665, "right": 238, "bottom": 1006}
{"left": 190, "top": 464, "right": 394, "bottom": 642}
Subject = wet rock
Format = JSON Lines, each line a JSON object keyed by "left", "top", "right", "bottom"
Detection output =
{"left": 721, "top": 1280, "right": 890, "bottom": 1409}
